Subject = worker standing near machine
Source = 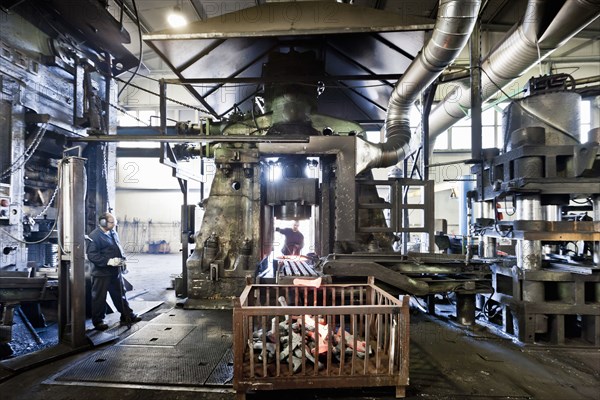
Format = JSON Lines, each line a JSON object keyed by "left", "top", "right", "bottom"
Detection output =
{"left": 86, "top": 212, "right": 141, "bottom": 331}
{"left": 276, "top": 220, "right": 304, "bottom": 256}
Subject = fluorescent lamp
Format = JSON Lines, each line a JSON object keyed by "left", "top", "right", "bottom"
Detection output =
{"left": 167, "top": 6, "right": 187, "bottom": 28}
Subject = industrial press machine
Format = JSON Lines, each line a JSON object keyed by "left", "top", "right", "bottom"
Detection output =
{"left": 470, "top": 74, "right": 600, "bottom": 345}
{"left": 184, "top": 50, "right": 396, "bottom": 300}
{"left": 0, "top": 0, "right": 598, "bottom": 358}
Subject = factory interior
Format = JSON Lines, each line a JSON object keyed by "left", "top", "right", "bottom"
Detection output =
{"left": 0, "top": 0, "right": 599, "bottom": 399}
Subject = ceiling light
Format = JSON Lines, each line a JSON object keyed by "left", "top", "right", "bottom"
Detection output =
{"left": 167, "top": 5, "right": 187, "bottom": 28}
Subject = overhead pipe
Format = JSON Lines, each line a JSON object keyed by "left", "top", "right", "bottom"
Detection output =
{"left": 428, "top": 0, "right": 600, "bottom": 146}
{"left": 356, "top": 0, "right": 481, "bottom": 174}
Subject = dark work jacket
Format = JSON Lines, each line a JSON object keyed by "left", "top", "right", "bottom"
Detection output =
{"left": 278, "top": 228, "right": 304, "bottom": 255}
{"left": 86, "top": 227, "right": 125, "bottom": 277}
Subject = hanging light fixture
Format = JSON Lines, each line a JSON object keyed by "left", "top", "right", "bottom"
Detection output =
{"left": 167, "top": 0, "right": 187, "bottom": 28}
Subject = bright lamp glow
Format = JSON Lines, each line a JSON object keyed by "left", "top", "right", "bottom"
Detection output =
{"left": 167, "top": 6, "right": 187, "bottom": 28}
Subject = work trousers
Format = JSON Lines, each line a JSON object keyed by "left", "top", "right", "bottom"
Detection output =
{"left": 91, "top": 274, "right": 133, "bottom": 325}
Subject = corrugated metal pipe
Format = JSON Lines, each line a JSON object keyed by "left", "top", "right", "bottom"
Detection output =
{"left": 428, "top": 0, "right": 600, "bottom": 147}
{"left": 356, "top": 0, "right": 481, "bottom": 174}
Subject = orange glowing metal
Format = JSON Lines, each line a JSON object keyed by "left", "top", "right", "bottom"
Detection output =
{"left": 305, "top": 315, "right": 330, "bottom": 355}
{"left": 292, "top": 277, "right": 322, "bottom": 288}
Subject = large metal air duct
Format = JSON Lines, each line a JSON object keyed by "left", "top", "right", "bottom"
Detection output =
{"left": 356, "top": 0, "right": 481, "bottom": 173}
{"left": 428, "top": 0, "right": 600, "bottom": 146}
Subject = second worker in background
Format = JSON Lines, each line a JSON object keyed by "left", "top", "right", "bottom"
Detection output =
{"left": 276, "top": 220, "right": 304, "bottom": 256}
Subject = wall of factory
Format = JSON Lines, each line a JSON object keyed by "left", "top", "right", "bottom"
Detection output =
{"left": 113, "top": 156, "right": 207, "bottom": 254}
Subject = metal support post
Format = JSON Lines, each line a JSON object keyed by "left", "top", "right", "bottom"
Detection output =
{"left": 480, "top": 202, "right": 496, "bottom": 257}
{"left": 594, "top": 195, "right": 600, "bottom": 266}
{"left": 159, "top": 78, "right": 167, "bottom": 135}
{"left": 180, "top": 180, "right": 191, "bottom": 298}
{"left": 456, "top": 294, "right": 476, "bottom": 326}
{"left": 58, "top": 156, "right": 88, "bottom": 348}
{"left": 516, "top": 195, "right": 544, "bottom": 302}
{"left": 470, "top": 20, "right": 482, "bottom": 162}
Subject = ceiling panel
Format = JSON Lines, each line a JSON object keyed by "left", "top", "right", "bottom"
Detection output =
{"left": 144, "top": 1, "right": 429, "bottom": 123}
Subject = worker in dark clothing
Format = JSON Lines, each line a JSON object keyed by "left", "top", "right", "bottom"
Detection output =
{"left": 86, "top": 212, "right": 141, "bottom": 331}
{"left": 276, "top": 220, "right": 304, "bottom": 256}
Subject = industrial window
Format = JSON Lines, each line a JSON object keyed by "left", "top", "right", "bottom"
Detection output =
{"left": 138, "top": 110, "right": 157, "bottom": 126}
{"left": 118, "top": 109, "right": 179, "bottom": 127}
{"left": 580, "top": 100, "right": 591, "bottom": 142}
{"left": 441, "top": 106, "right": 503, "bottom": 151}
{"left": 433, "top": 131, "right": 449, "bottom": 150}
{"left": 118, "top": 110, "right": 141, "bottom": 126}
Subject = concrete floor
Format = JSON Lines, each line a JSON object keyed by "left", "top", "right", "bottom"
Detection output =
{"left": 1, "top": 253, "right": 599, "bottom": 400}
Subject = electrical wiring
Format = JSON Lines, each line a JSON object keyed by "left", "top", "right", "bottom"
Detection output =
{"left": 117, "top": 0, "right": 142, "bottom": 100}
{"left": 560, "top": 242, "right": 579, "bottom": 256}
{"left": 0, "top": 221, "right": 57, "bottom": 245}
{"left": 490, "top": 196, "right": 514, "bottom": 238}
{"left": 476, "top": 285, "right": 496, "bottom": 319}
{"left": 0, "top": 158, "right": 64, "bottom": 246}
{"left": 503, "top": 196, "right": 515, "bottom": 217}
{"left": 409, "top": 295, "right": 430, "bottom": 313}
{"left": 571, "top": 197, "right": 592, "bottom": 205}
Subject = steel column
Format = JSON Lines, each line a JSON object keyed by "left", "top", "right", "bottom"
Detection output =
{"left": 480, "top": 202, "right": 496, "bottom": 257}
{"left": 516, "top": 195, "right": 544, "bottom": 302}
{"left": 470, "top": 19, "right": 482, "bottom": 162}
{"left": 58, "top": 156, "right": 88, "bottom": 348}
{"left": 594, "top": 195, "right": 600, "bottom": 266}
{"left": 456, "top": 294, "right": 476, "bottom": 326}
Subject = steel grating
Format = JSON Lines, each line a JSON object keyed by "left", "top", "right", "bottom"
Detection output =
{"left": 151, "top": 309, "right": 232, "bottom": 328}
{"left": 54, "top": 309, "right": 234, "bottom": 386}
{"left": 54, "top": 346, "right": 225, "bottom": 385}
{"left": 120, "top": 324, "right": 195, "bottom": 346}
{"left": 205, "top": 348, "right": 234, "bottom": 386}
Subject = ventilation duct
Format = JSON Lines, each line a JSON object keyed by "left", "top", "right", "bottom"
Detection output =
{"left": 428, "top": 0, "right": 600, "bottom": 146}
{"left": 356, "top": 0, "right": 481, "bottom": 174}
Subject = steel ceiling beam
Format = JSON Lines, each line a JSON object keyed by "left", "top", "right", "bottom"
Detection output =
{"left": 188, "top": 0, "right": 207, "bottom": 20}
{"left": 164, "top": 74, "right": 403, "bottom": 84}
{"left": 217, "top": 87, "right": 261, "bottom": 119}
{"left": 484, "top": 0, "right": 511, "bottom": 25}
{"left": 116, "top": 0, "right": 152, "bottom": 34}
{"left": 145, "top": 40, "right": 218, "bottom": 117}
{"left": 199, "top": 42, "right": 279, "bottom": 99}
{"left": 334, "top": 82, "right": 382, "bottom": 121}
{"left": 337, "top": 81, "right": 388, "bottom": 114}
{"left": 177, "top": 39, "right": 227, "bottom": 73}
{"left": 326, "top": 43, "right": 395, "bottom": 88}
{"left": 76, "top": 135, "right": 310, "bottom": 143}
{"left": 371, "top": 33, "right": 416, "bottom": 62}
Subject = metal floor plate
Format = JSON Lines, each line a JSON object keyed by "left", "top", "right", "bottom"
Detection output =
{"left": 53, "top": 309, "right": 233, "bottom": 387}
{"left": 152, "top": 309, "right": 232, "bottom": 328}
{"left": 205, "top": 348, "right": 234, "bottom": 386}
{"left": 120, "top": 324, "right": 195, "bottom": 346}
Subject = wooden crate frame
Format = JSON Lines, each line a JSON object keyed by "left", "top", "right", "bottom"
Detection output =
{"left": 233, "top": 277, "right": 409, "bottom": 399}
